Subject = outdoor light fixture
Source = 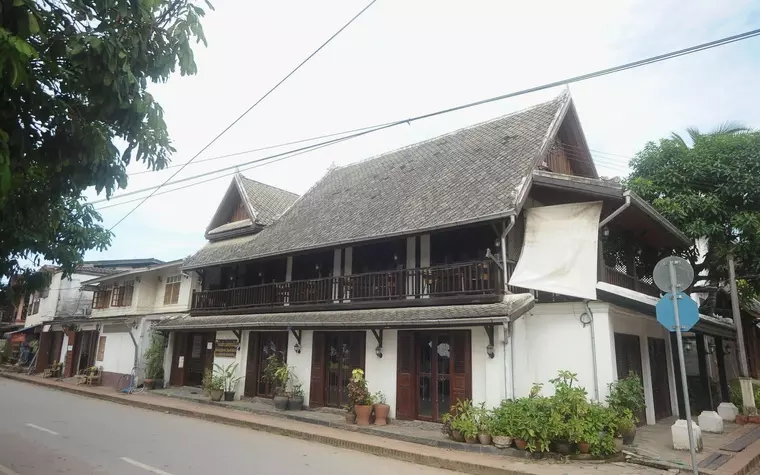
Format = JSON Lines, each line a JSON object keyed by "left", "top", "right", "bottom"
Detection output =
{"left": 375, "top": 346, "right": 383, "bottom": 358}
{"left": 486, "top": 344, "right": 495, "bottom": 359}
{"left": 706, "top": 341, "right": 716, "bottom": 355}
{"left": 602, "top": 226, "right": 610, "bottom": 237}
{"left": 293, "top": 342, "right": 301, "bottom": 354}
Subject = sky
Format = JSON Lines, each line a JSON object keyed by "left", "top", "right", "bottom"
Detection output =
{"left": 83, "top": 0, "right": 760, "bottom": 263}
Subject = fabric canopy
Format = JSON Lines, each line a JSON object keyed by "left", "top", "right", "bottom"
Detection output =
{"left": 509, "top": 201, "right": 603, "bottom": 300}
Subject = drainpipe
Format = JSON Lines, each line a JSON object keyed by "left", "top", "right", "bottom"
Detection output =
{"left": 582, "top": 300, "right": 600, "bottom": 401}
{"left": 127, "top": 321, "right": 139, "bottom": 381}
{"left": 499, "top": 216, "right": 516, "bottom": 400}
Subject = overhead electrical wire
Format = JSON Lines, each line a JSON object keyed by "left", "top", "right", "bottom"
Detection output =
{"left": 107, "top": 0, "right": 378, "bottom": 230}
{"left": 102, "top": 26, "right": 760, "bottom": 220}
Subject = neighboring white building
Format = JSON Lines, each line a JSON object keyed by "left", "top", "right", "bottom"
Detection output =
{"left": 70, "top": 260, "right": 200, "bottom": 387}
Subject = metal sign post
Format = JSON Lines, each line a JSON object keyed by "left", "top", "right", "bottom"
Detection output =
{"left": 654, "top": 256, "right": 698, "bottom": 475}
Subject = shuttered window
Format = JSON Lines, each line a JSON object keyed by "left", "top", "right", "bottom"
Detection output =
{"left": 163, "top": 276, "right": 182, "bottom": 305}
{"left": 110, "top": 281, "right": 134, "bottom": 307}
{"left": 92, "top": 286, "right": 112, "bottom": 309}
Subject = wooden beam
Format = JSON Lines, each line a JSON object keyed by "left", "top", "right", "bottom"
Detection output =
{"left": 289, "top": 327, "right": 301, "bottom": 346}
{"left": 484, "top": 324, "right": 495, "bottom": 359}
{"left": 232, "top": 330, "right": 241, "bottom": 341}
{"left": 371, "top": 329, "right": 383, "bottom": 348}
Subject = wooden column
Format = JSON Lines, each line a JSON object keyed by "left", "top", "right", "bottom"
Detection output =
{"left": 715, "top": 336, "right": 730, "bottom": 402}
{"left": 671, "top": 333, "right": 686, "bottom": 418}
{"left": 696, "top": 334, "right": 713, "bottom": 412}
{"left": 35, "top": 331, "right": 52, "bottom": 374}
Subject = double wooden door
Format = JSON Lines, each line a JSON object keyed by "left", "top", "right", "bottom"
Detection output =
{"left": 309, "top": 332, "right": 365, "bottom": 408}
{"left": 244, "top": 331, "right": 288, "bottom": 397}
{"left": 396, "top": 330, "right": 471, "bottom": 422}
{"left": 170, "top": 332, "right": 215, "bottom": 387}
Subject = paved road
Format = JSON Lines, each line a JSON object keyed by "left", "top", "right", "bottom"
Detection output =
{"left": 0, "top": 378, "right": 458, "bottom": 475}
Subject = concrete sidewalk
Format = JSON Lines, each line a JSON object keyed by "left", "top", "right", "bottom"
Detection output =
{"left": 0, "top": 372, "right": 745, "bottom": 475}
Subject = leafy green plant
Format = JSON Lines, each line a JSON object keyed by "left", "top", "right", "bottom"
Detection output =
{"left": 346, "top": 368, "right": 371, "bottom": 409}
{"left": 548, "top": 370, "right": 588, "bottom": 443}
{"left": 202, "top": 368, "right": 223, "bottom": 391}
{"left": 512, "top": 395, "right": 552, "bottom": 452}
{"left": 291, "top": 383, "right": 304, "bottom": 397}
{"left": 730, "top": 379, "right": 760, "bottom": 411}
{"left": 491, "top": 399, "right": 516, "bottom": 437}
{"left": 475, "top": 402, "right": 495, "bottom": 434}
{"left": 373, "top": 391, "right": 387, "bottom": 405}
{"left": 143, "top": 333, "right": 165, "bottom": 380}
{"left": 583, "top": 403, "right": 618, "bottom": 456}
{"left": 607, "top": 371, "right": 645, "bottom": 423}
{"left": 213, "top": 362, "right": 242, "bottom": 393}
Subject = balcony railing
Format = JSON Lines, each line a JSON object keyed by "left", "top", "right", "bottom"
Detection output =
{"left": 192, "top": 260, "right": 503, "bottom": 311}
{"left": 600, "top": 265, "right": 660, "bottom": 297}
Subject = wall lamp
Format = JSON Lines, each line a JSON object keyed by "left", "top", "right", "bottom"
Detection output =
{"left": 375, "top": 346, "right": 383, "bottom": 358}
{"left": 293, "top": 342, "right": 301, "bottom": 354}
{"left": 486, "top": 344, "right": 495, "bottom": 359}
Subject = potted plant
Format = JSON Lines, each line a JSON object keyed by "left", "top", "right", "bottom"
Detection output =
{"left": 447, "top": 399, "right": 478, "bottom": 443}
{"left": 476, "top": 403, "right": 493, "bottom": 445}
{"left": 264, "top": 354, "right": 290, "bottom": 410}
{"left": 513, "top": 390, "right": 552, "bottom": 453}
{"left": 373, "top": 391, "right": 390, "bottom": 425}
{"left": 142, "top": 333, "right": 165, "bottom": 390}
{"left": 214, "top": 362, "right": 242, "bottom": 402}
{"left": 617, "top": 409, "right": 635, "bottom": 446}
{"left": 607, "top": 371, "right": 645, "bottom": 445}
{"left": 548, "top": 371, "right": 587, "bottom": 455}
{"left": 491, "top": 400, "right": 515, "bottom": 448}
{"left": 289, "top": 383, "right": 304, "bottom": 410}
{"left": 347, "top": 369, "right": 372, "bottom": 425}
{"left": 203, "top": 370, "right": 224, "bottom": 401}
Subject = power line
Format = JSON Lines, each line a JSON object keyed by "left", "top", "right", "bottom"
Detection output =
{"left": 101, "top": 26, "right": 760, "bottom": 216}
{"left": 107, "top": 0, "right": 378, "bottom": 230}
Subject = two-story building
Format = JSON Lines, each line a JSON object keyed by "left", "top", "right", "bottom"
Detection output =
{"left": 156, "top": 91, "right": 737, "bottom": 425}
{"left": 69, "top": 260, "right": 199, "bottom": 387}
{"left": 27, "top": 259, "right": 166, "bottom": 379}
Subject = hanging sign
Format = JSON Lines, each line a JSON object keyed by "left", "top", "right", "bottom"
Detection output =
{"left": 214, "top": 339, "right": 238, "bottom": 358}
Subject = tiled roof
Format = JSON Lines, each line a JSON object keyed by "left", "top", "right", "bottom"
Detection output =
{"left": 75, "top": 265, "right": 123, "bottom": 276}
{"left": 154, "top": 294, "right": 534, "bottom": 330}
{"left": 184, "top": 93, "right": 569, "bottom": 269}
{"left": 239, "top": 177, "right": 299, "bottom": 226}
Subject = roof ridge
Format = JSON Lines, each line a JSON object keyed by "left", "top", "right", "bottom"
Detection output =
{"left": 334, "top": 91, "right": 569, "bottom": 173}
{"left": 238, "top": 174, "right": 299, "bottom": 198}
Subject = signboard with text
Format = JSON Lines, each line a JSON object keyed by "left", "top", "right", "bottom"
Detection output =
{"left": 214, "top": 339, "right": 238, "bottom": 358}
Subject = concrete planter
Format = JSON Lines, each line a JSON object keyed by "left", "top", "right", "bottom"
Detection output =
{"left": 492, "top": 435, "right": 512, "bottom": 448}
{"left": 209, "top": 389, "right": 223, "bottom": 401}
{"left": 288, "top": 396, "right": 304, "bottom": 410}
{"left": 273, "top": 395, "right": 289, "bottom": 410}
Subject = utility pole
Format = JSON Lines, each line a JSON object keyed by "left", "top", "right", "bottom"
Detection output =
{"left": 728, "top": 255, "right": 750, "bottom": 377}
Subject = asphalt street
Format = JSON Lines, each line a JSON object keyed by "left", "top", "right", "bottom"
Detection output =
{"left": 0, "top": 378, "right": 458, "bottom": 474}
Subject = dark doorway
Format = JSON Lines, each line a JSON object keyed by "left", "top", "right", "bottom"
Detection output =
{"left": 244, "top": 331, "right": 288, "bottom": 397}
{"left": 614, "top": 332, "right": 645, "bottom": 424}
{"left": 396, "top": 330, "right": 471, "bottom": 421}
{"left": 309, "top": 332, "right": 365, "bottom": 408}
{"left": 170, "top": 332, "right": 214, "bottom": 387}
{"left": 648, "top": 337, "right": 672, "bottom": 420}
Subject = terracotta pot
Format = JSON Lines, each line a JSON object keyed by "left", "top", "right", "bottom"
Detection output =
{"left": 452, "top": 430, "right": 465, "bottom": 442}
{"left": 209, "top": 389, "right": 223, "bottom": 401}
{"left": 736, "top": 414, "right": 748, "bottom": 425}
{"left": 492, "top": 435, "right": 513, "bottom": 449}
{"left": 465, "top": 435, "right": 478, "bottom": 444}
{"left": 478, "top": 433, "right": 492, "bottom": 445}
{"left": 373, "top": 403, "right": 390, "bottom": 425}
{"left": 355, "top": 404, "right": 372, "bottom": 426}
{"left": 345, "top": 411, "right": 356, "bottom": 424}
{"left": 578, "top": 442, "right": 591, "bottom": 454}
{"left": 514, "top": 438, "right": 528, "bottom": 450}
{"left": 749, "top": 415, "right": 760, "bottom": 424}
{"left": 143, "top": 378, "right": 154, "bottom": 390}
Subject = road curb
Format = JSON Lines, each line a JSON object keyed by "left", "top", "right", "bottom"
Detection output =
{"left": 0, "top": 373, "right": 533, "bottom": 475}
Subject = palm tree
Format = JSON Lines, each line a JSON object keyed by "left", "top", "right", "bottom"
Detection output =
{"left": 670, "top": 121, "right": 753, "bottom": 148}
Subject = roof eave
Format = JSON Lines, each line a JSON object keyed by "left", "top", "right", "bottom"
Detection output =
{"left": 625, "top": 191, "right": 692, "bottom": 247}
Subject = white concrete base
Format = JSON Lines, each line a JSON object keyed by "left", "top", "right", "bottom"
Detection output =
{"left": 740, "top": 378, "right": 757, "bottom": 415}
{"left": 717, "top": 402, "right": 739, "bottom": 422}
{"left": 698, "top": 411, "right": 724, "bottom": 433}
{"left": 671, "top": 419, "right": 703, "bottom": 452}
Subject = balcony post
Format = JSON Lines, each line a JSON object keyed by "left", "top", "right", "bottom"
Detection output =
{"left": 333, "top": 249, "right": 342, "bottom": 303}
{"left": 406, "top": 237, "right": 416, "bottom": 299}
{"left": 343, "top": 247, "right": 352, "bottom": 302}
{"left": 420, "top": 235, "right": 430, "bottom": 298}
{"left": 285, "top": 257, "right": 293, "bottom": 306}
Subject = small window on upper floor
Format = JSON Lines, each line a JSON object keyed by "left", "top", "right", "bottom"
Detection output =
{"left": 92, "top": 285, "right": 112, "bottom": 309}
{"left": 111, "top": 281, "right": 134, "bottom": 307}
{"left": 29, "top": 294, "right": 40, "bottom": 315}
{"left": 164, "top": 275, "right": 182, "bottom": 305}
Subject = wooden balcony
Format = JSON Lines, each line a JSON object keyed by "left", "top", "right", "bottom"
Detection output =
{"left": 600, "top": 265, "right": 660, "bottom": 297}
{"left": 191, "top": 260, "right": 503, "bottom": 312}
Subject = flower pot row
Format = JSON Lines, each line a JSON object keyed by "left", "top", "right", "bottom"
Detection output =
{"left": 274, "top": 394, "right": 304, "bottom": 411}
{"left": 209, "top": 389, "right": 236, "bottom": 401}
{"left": 347, "top": 403, "right": 391, "bottom": 426}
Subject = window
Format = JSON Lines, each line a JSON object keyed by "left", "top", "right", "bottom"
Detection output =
{"left": 29, "top": 294, "right": 40, "bottom": 315}
{"left": 163, "top": 275, "right": 182, "bottom": 305}
{"left": 110, "top": 281, "right": 134, "bottom": 307}
{"left": 92, "top": 286, "right": 112, "bottom": 309}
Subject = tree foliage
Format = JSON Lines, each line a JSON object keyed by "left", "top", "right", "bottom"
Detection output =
{"left": 627, "top": 129, "right": 760, "bottom": 295}
{"left": 0, "top": 0, "right": 212, "bottom": 279}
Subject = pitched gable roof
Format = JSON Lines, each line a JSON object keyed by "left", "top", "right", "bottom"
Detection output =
{"left": 204, "top": 174, "right": 298, "bottom": 240}
{"left": 184, "top": 93, "right": 571, "bottom": 269}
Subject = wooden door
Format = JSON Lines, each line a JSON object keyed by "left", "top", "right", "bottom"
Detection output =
{"left": 648, "top": 337, "right": 672, "bottom": 419}
{"left": 396, "top": 331, "right": 415, "bottom": 420}
{"left": 244, "top": 332, "right": 288, "bottom": 397}
{"left": 310, "top": 331, "right": 365, "bottom": 408}
{"left": 614, "top": 333, "right": 642, "bottom": 379}
{"left": 414, "top": 330, "right": 471, "bottom": 422}
{"left": 170, "top": 333, "right": 188, "bottom": 386}
{"left": 309, "top": 332, "right": 326, "bottom": 407}
{"left": 65, "top": 331, "right": 81, "bottom": 377}
{"left": 51, "top": 332, "right": 64, "bottom": 365}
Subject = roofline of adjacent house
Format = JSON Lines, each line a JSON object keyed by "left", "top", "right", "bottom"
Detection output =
{"left": 182, "top": 209, "right": 519, "bottom": 270}
{"left": 82, "top": 259, "right": 185, "bottom": 286}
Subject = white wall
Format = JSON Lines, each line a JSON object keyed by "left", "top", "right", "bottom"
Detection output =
{"left": 97, "top": 327, "right": 136, "bottom": 376}
{"left": 473, "top": 325, "right": 506, "bottom": 409}
{"left": 364, "top": 330, "right": 397, "bottom": 416}
{"left": 287, "top": 330, "right": 314, "bottom": 403}
{"left": 512, "top": 302, "right": 612, "bottom": 401}
{"left": 58, "top": 333, "right": 69, "bottom": 364}
{"left": 26, "top": 272, "right": 94, "bottom": 327}
{"left": 212, "top": 330, "right": 246, "bottom": 398}
{"left": 609, "top": 305, "right": 679, "bottom": 424}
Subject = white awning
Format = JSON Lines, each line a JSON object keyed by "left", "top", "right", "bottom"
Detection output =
{"left": 509, "top": 201, "right": 603, "bottom": 300}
